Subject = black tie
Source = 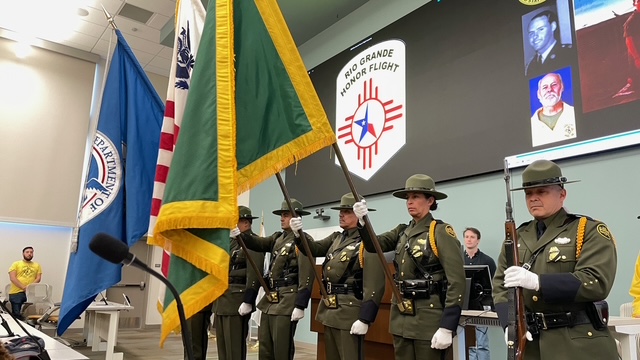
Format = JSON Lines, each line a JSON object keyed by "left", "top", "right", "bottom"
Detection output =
{"left": 536, "top": 221, "right": 547, "bottom": 240}
{"left": 340, "top": 231, "right": 348, "bottom": 243}
{"left": 536, "top": 53, "right": 542, "bottom": 64}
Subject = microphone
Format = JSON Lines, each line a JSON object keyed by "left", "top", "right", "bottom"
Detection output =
{"left": 0, "top": 301, "right": 49, "bottom": 360}
{"left": 89, "top": 233, "right": 194, "bottom": 360}
{"left": 0, "top": 313, "right": 15, "bottom": 337}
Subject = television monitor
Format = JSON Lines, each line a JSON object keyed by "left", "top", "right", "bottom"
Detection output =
{"left": 285, "top": 0, "right": 640, "bottom": 207}
{"left": 463, "top": 265, "right": 494, "bottom": 311}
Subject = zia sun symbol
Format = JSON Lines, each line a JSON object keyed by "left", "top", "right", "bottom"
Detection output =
{"left": 337, "top": 79, "right": 403, "bottom": 169}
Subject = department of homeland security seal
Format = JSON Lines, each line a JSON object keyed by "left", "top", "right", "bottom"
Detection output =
{"left": 80, "top": 131, "right": 122, "bottom": 226}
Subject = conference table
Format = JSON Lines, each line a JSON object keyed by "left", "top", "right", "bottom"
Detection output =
{"left": 0, "top": 312, "right": 87, "bottom": 359}
{"left": 83, "top": 301, "right": 133, "bottom": 360}
{"left": 455, "top": 310, "right": 640, "bottom": 360}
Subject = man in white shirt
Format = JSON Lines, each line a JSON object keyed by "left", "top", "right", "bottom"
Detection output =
{"left": 530, "top": 72, "right": 576, "bottom": 147}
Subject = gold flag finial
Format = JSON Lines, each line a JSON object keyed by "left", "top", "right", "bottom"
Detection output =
{"left": 101, "top": 4, "right": 118, "bottom": 30}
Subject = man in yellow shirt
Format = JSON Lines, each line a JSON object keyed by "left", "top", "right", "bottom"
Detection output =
{"left": 8, "top": 247, "right": 42, "bottom": 319}
{"left": 630, "top": 251, "right": 640, "bottom": 317}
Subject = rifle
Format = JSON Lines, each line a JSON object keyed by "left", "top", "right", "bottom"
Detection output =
{"left": 504, "top": 160, "right": 527, "bottom": 360}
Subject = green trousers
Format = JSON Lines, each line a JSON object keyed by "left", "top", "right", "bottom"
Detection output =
{"left": 324, "top": 326, "right": 364, "bottom": 360}
{"left": 184, "top": 306, "right": 213, "bottom": 360}
{"left": 392, "top": 335, "right": 445, "bottom": 360}
{"left": 214, "top": 313, "right": 250, "bottom": 360}
{"left": 258, "top": 314, "right": 297, "bottom": 360}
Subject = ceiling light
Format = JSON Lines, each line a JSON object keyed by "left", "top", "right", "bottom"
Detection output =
{"left": 14, "top": 42, "right": 33, "bottom": 59}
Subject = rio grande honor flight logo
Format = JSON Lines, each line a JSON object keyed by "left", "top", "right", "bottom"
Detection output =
{"left": 335, "top": 39, "right": 405, "bottom": 181}
{"left": 80, "top": 131, "right": 122, "bottom": 226}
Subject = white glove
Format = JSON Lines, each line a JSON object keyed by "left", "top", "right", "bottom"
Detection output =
{"left": 230, "top": 227, "right": 241, "bottom": 238}
{"left": 504, "top": 266, "right": 540, "bottom": 291}
{"left": 430, "top": 328, "right": 453, "bottom": 349}
{"left": 289, "top": 217, "right": 303, "bottom": 237}
{"left": 504, "top": 328, "right": 533, "bottom": 345}
{"left": 238, "top": 302, "right": 252, "bottom": 316}
{"left": 291, "top": 308, "right": 305, "bottom": 321}
{"left": 352, "top": 200, "right": 368, "bottom": 226}
{"left": 350, "top": 320, "right": 369, "bottom": 335}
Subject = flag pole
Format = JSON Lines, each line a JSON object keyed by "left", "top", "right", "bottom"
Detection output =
{"left": 331, "top": 143, "right": 407, "bottom": 313}
{"left": 275, "top": 173, "right": 335, "bottom": 308}
{"left": 101, "top": 5, "right": 118, "bottom": 30}
{"left": 70, "top": 5, "right": 119, "bottom": 253}
{"left": 234, "top": 234, "right": 277, "bottom": 302}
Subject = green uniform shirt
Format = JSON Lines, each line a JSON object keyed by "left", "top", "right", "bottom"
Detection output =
{"left": 212, "top": 230, "right": 264, "bottom": 315}
{"left": 493, "top": 208, "right": 618, "bottom": 359}
{"left": 299, "top": 228, "right": 382, "bottom": 331}
{"left": 242, "top": 231, "right": 315, "bottom": 315}
{"left": 360, "top": 213, "right": 466, "bottom": 340}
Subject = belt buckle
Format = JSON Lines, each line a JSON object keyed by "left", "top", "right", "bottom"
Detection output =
{"left": 327, "top": 281, "right": 332, "bottom": 294}
{"left": 536, "top": 313, "right": 548, "bottom": 330}
{"left": 324, "top": 294, "right": 338, "bottom": 309}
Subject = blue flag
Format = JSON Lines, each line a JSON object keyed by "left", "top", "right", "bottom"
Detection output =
{"left": 57, "top": 30, "right": 164, "bottom": 335}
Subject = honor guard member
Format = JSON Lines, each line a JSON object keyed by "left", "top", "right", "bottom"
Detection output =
{"left": 293, "top": 193, "right": 385, "bottom": 360}
{"left": 233, "top": 199, "right": 315, "bottom": 360}
{"left": 493, "top": 160, "right": 618, "bottom": 359}
{"left": 352, "top": 174, "right": 466, "bottom": 360}
{"left": 213, "top": 206, "right": 264, "bottom": 360}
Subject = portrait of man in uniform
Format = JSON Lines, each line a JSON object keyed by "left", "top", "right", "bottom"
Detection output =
{"left": 522, "top": 3, "right": 574, "bottom": 77}
{"left": 529, "top": 68, "right": 577, "bottom": 147}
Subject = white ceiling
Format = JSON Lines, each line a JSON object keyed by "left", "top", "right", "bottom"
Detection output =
{"left": 0, "top": 0, "right": 368, "bottom": 76}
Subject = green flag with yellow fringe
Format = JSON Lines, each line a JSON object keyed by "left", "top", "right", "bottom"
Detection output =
{"left": 152, "top": 0, "right": 335, "bottom": 344}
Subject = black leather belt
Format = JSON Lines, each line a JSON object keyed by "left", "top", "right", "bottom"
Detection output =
{"left": 269, "top": 278, "right": 296, "bottom": 289}
{"left": 231, "top": 263, "right": 247, "bottom": 270}
{"left": 326, "top": 282, "right": 355, "bottom": 295}
{"left": 395, "top": 279, "right": 441, "bottom": 299}
{"left": 229, "top": 276, "right": 245, "bottom": 284}
{"left": 527, "top": 310, "right": 591, "bottom": 333}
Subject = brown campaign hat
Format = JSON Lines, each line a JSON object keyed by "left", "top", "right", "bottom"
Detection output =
{"left": 511, "top": 159, "right": 580, "bottom": 191}
{"left": 238, "top": 206, "right": 259, "bottom": 220}
{"left": 272, "top": 199, "right": 311, "bottom": 216}
{"left": 330, "top": 193, "right": 376, "bottom": 211}
{"left": 392, "top": 174, "right": 447, "bottom": 200}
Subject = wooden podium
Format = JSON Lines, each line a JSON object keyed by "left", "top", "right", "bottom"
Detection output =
{"left": 309, "top": 264, "right": 463, "bottom": 360}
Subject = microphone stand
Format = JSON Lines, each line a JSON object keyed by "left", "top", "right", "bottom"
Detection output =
{"left": 0, "top": 313, "right": 16, "bottom": 338}
{"left": 0, "top": 300, "right": 50, "bottom": 360}
{"left": 124, "top": 255, "right": 194, "bottom": 360}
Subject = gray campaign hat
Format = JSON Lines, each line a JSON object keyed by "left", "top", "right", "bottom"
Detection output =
{"left": 272, "top": 199, "right": 311, "bottom": 216}
{"left": 392, "top": 174, "right": 447, "bottom": 200}
{"left": 330, "top": 193, "right": 376, "bottom": 211}
{"left": 511, "top": 160, "right": 579, "bottom": 191}
{"left": 238, "top": 206, "right": 259, "bottom": 220}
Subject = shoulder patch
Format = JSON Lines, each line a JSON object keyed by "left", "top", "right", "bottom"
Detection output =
{"left": 445, "top": 225, "right": 456, "bottom": 238}
{"left": 597, "top": 224, "right": 611, "bottom": 240}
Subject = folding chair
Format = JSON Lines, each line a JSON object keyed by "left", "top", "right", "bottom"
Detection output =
{"left": 23, "top": 284, "right": 54, "bottom": 329}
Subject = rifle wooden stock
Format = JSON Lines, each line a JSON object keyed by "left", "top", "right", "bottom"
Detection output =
{"left": 504, "top": 160, "right": 526, "bottom": 360}
{"left": 505, "top": 221, "right": 527, "bottom": 360}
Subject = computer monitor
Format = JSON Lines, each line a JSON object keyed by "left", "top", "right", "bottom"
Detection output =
{"left": 463, "top": 265, "right": 494, "bottom": 311}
